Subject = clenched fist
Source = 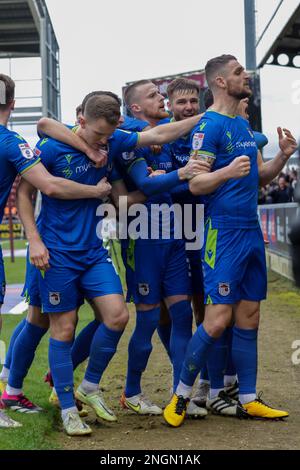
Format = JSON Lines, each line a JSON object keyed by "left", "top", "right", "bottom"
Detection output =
{"left": 96, "top": 177, "right": 112, "bottom": 199}
{"left": 227, "top": 156, "right": 251, "bottom": 179}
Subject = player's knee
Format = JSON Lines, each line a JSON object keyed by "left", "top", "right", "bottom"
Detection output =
{"left": 59, "top": 323, "right": 75, "bottom": 341}
{"left": 108, "top": 306, "right": 129, "bottom": 331}
{"left": 50, "top": 320, "right": 75, "bottom": 342}
{"left": 204, "top": 317, "right": 228, "bottom": 338}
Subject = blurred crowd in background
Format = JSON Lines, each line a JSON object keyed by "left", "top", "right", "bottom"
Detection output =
{"left": 258, "top": 167, "right": 299, "bottom": 204}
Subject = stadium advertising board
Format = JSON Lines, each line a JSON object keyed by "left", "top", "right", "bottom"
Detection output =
{"left": 258, "top": 203, "right": 299, "bottom": 258}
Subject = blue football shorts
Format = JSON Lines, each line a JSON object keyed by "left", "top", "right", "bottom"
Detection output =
{"left": 202, "top": 222, "right": 267, "bottom": 305}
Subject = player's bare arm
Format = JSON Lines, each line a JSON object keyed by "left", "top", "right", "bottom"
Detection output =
{"left": 137, "top": 114, "right": 203, "bottom": 148}
{"left": 258, "top": 127, "right": 297, "bottom": 187}
{"left": 189, "top": 156, "right": 251, "bottom": 195}
{"left": 110, "top": 179, "right": 146, "bottom": 208}
{"left": 38, "top": 117, "right": 107, "bottom": 168}
{"left": 22, "top": 162, "right": 112, "bottom": 200}
{"left": 16, "top": 179, "right": 50, "bottom": 271}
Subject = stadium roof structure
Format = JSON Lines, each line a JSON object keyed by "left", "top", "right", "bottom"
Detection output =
{"left": 0, "top": 0, "right": 60, "bottom": 123}
{"left": 257, "top": 0, "right": 300, "bottom": 69}
{"left": 126, "top": 69, "right": 206, "bottom": 89}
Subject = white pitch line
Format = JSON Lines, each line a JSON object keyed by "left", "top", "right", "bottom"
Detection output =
{"left": 9, "top": 300, "right": 28, "bottom": 315}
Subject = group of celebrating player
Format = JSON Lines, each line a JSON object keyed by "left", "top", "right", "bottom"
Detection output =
{"left": 0, "top": 54, "right": 297, "bottom": 437}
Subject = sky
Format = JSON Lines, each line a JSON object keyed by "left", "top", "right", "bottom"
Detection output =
{"left": 1, "top": 0, "right": 300, "bottom": 159}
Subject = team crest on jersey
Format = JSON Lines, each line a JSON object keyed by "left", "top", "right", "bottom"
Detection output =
{"left": 192, "top": 133, "right": 205, "bottom": 150}
{"left": 1, "top": 282, "right": 6, "bottom": 297}
{"left": 219, "top": 283, "right": 230, "bottom": 297}
{"left": 138, "top": 283, "right": 150, "bottom": 296}
{"left": 49, "top": 292, "right": 61, "bottom": 306}
{"left": 122, "top": 151, "right": 135, "bottom": 162}
{"left": 19, "top": 143, "right": 34, "bottom": 160}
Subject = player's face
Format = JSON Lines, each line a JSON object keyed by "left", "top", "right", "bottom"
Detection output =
{"left": 81, "top": 117, "right": 118, "bottom": 150}
{"left": 237, "top": 97, "right": 249, "bottom": 119}
{"left": 225, "top": 60, "right": 252, "bottom": 100}
{"left": 168, "top": 90, "right": 200, "bottom": 121}
{"left": 134, "top": 83, "right": 169, "bottom": 120}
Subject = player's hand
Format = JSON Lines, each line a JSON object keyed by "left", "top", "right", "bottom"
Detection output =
{"left": 150, "top": 145, "right": 162, "bottom": 154}
{"left": 278, "top": 127, "right": 297, "bottom": 159}
{"left": 86, "top": 147, "right": 108, "bottom": 168}
{"left": 228, "top": 156, "right": 251, "bottom": 179}
{"left": 147, "top": 167, "right": 166, "bottom": 177}
{"left": 29, "top": 238, "right": 50, "bottom": 271}
{"left": 96, "top": 177, "right": 112, "bottom": 199}
{"left": 179, "top": 159, "right": 211, "bottom": 180}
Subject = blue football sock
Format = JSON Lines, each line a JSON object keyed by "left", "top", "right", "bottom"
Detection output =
{"left": 71, "top": 319, "right": 100, "bottom": 371}
{"left": 225, "top": 326, "right": 236, "bottom": 376}
{"left": 49, "top": 338, "right": 74, "bottom": 410}
{"left": 125, "top": 307, "right": 160, "bottom": 397}
{"left": 200, "top": 364, "right": 209, "bottom": 382}
{"left": 180, "top": 324, "right": 216, "bottom": 387}
{"left": 84, "top": 323, "right": 123, "bottom": 385}
{"left": 4, "top": 318, "right": 26, "bottom": 370}
{"left": 207, "top": 330, "right": 228, "bottom": 390}
{"left": 8, "top": 321, "right": 47, "bottom": 389}
{"left": 157, "top": 323, "right": 172, "bottom": 360}
{"left": 169, "top": 301, "right": 193, "bottom": 391}
{"left": 232, "top": 327, "right": 258, "bottom": 395}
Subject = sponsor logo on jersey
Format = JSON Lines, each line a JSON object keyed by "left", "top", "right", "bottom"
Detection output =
{"left": 75, "top": 162, "right": 93, "bottom": 174}
{"left": 192, "top": 133, "right": 205, "bottom": 150}
{"left": 49, "top": 292, "right": 61, "bottom": 306}
{"left": 19, "top": 143, "right": 34, "bottom": 160}
{"left": 174, "top": 154, "right": 189, "bottom": 165}
{"left": 219, "top": 283, "right": 230, "bottom": 296}
{"left": 236, "top": 141, "right": 257, "bottom": 149}
{"left": 138, "top": 283, "right": 150, "bottom": 296}
{"left": 34, "top": 148, "right": 42, "bottom": 157}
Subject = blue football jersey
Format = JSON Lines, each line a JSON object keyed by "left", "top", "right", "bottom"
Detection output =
{"left": 0, "top": 126, "right": 40, "bottom": 222}
{"left": 190, "top": 111, "right": 259, "bottom": 229}
{"left": 115, "top": 144, "right": 177, "bottom": 243}
{"left": 35, "top": 128, "right": 138, "bottom": 250}
{"left": 120, "top": 116, "right": 149, "bottom": 132}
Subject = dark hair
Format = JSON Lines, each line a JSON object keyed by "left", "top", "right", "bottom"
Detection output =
{"left": 0, "top": 73, "right": 15, "bottom": 111}
{"left": 167, "top": 78, "right": 200, "bottom": 101}
{"left": 205, "top": 54, "right": 237, "bottom": 88}
{"left": 76, "top": 104, "right": 83, "bottom": 118}
{"left": 204, "top": 88, "right": 214, "bottom": 109}
{"left": 82, "top": 91, "right": 121, "bottom": 114}
{"left": 84, "top": 94, "right": 121, "bottom": 126}
{"left": 124, "top": 80, "right": 152, "bottom": 108}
